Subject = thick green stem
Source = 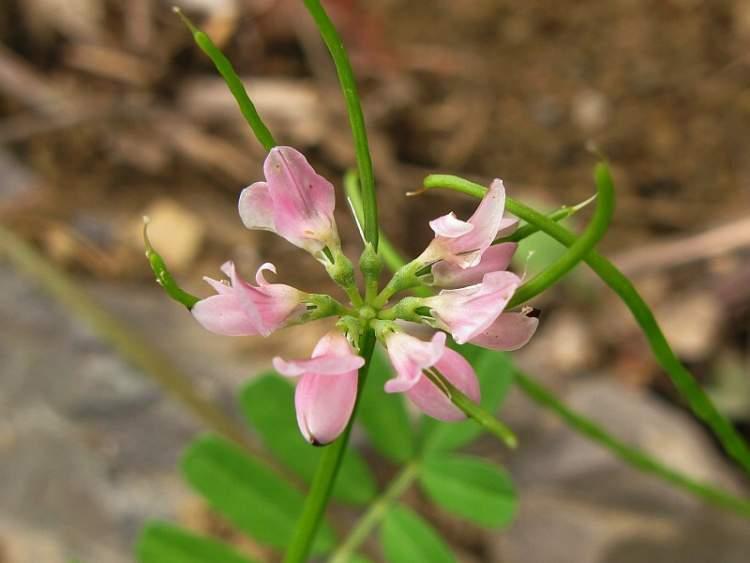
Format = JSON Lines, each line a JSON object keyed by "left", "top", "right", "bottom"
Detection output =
{"left": 302, "top": 0, "right": 378, "bottom": 249}
{"left": 283, "top": 331, "right": 376, "bottom": 563}
{"left": 174, "top": 8, "right": 276, "bottom": 151}
{"left": 515, "top": 372, "right": 750, "bottom": 517}
{"left": 329, "top": 463, "right": 420, "bottom": 563}
{"left": 284, "top": 6, "right": 385, "bottom": 558}
{"left": 423, "top": 173, "right": 750, "bottom": 476}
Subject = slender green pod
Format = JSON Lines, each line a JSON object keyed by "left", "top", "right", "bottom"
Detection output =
{"left": 174, "top": 7, "right": 277, "bottom": 151}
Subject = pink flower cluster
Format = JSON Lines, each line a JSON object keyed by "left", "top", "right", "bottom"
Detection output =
{"left": 192, "top": 146, "right": 538, "bottom": 445}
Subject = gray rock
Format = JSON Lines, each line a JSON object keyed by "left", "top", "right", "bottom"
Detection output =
{"left": 489, "top": 378, "right": 750, "bottom": 563}
{"left": 0, "top": 266, "right": 202, "bottom": 562}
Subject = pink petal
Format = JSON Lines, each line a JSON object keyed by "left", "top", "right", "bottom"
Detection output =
{"left": 428, "top": 212, "right": 474, "bottom": 237}
{"left": 496, "top": 216, "right": 519, "bottom": 238}
{"left": 431, "top": 243, "right": 518, "bottom": 289}
{"left": 202, "top": 276, "right": 231, "bottom": 295}
{"left": 452, "top": 178, "right": 507, "bottom": 267}
{"left": 264, "top": 146, "right": 336, "bottom": 252}
{"left": 238, "top": 181, "right": 276, "bottom": 231}
{"left": 384, "top": 332, "right": 446, "bottom": 393}
{"left": 406, "top": 348, "right": 480, "bottom": 421}
{"left": 470, "top": 312, "right": 539, "bottom": 351}
{"left": 312, "top": 330, "right": 357, "bottom": 358}
{"left": 280, "top": 331, "right": 362, "bottom": 445}
{"left": 248, "top": 286, "right": 305, "bottom": 337}
{"left": 273, "top": 355, "right": 365, "bottom": 377}
{"left": 469, "top": 179, "right": 506, "bottom": 230}
{"left": 426, "top": 271, "right": 521, "bottom": 344}
{"left": 230, "top": 262, "right": 303, "bottom": 337}
{"left": 295, "top": 371, "right": 358, "bottom": 445}
{"left": 418, "top": 179, "right": 508, "bottom": 269}
{"left": 254, "top": 262, "right": 277, "bottom": 286}
{"left": 191, "top": 294, "right": 260, "bottom": 336}
{"left": 273, "top": 331, "right": 365, "bottom": 377}
{"left": 195, "top": 261, "right": 303, "bottom": 338}
{"left": 220, "top": 261, "right": 235, "bottom": 278}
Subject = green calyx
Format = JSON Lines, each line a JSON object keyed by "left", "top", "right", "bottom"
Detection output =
{"left": 372, "top": 260, "right": 424, "bottom": 309}
{"left": 359, "top": 242, "right": 382, "bottom": 278}
{"left": 326, "top": 248, "right": 356, "bottom": 288}
{"left": 301, "top": 294, "right": 349, "bottom": 321}
{"left": 377, "top": 296, "right": 427, "bottom": 323}
{"left": 325, "top": 247, "right": 363, "bottom": 307}
{"left": 370, "top": 319, "right": 398, "bottom": 342}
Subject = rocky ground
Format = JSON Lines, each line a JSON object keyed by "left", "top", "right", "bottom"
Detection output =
{"left": 2, "top": 260, "right": 749, "bottom": 562}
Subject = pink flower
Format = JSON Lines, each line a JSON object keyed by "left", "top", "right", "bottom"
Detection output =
{"left": 469, "top": 309, "right": 539, "bottom": 351}
{"left": 417, "top": 179, "right": 511, "bottom": 268}
{"left": 239, "top": 146, "right": 339, "bottom": 257}
{"left": 381, "top": 330, "right": 480, "bottom": 421}
{"left": 273, "top": 332, "right": 364, "bottom": 445}
{"left": 431, "top": 242, "right": 518, "bottom": 289}
{"left": 192, "top": 261, "right": 305, "bottom": 337}
{"left": 422, "top": 271, "right": 521, "bottom": 344}
{"left": 382, "top": 331, "right": 447, "bottom": 393}
{"left": 406, "top": 347, "right": 480, "bottom": 421}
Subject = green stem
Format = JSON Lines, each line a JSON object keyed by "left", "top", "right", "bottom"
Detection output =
{"left": 507, "top": 163, "right": 614, "bottom": 309}
{"left": 346, "top": 170, "right": 433, "bottom": 301}
{"left": 515, "top": 372, "right": 750, "bottom": 517}
{"left": 423, "top": 174, "right": 486, "bottom": 199}
{"left": 174, "top": 8, "right": 276, "bottom": 151}
{"left": 302, "top": 0, "right": 378, "bottom": 249}
{"left": 284, "top": 5, "right": 383, "bottom": 558}
{"left": 422, "top": 173, "right": 750, "bottom": 476}
{"left": 284, "top": 331, "right": 376, "bottom": 563}
{"left": 345, "top": 172, "right": 381, "bottom": 304}
{"left": 344, "top": 169, "right": 367, "bottom": 244}
{"left": 425, "top": 368, "right": 517, "bottom": 449}
{"left": 497, "top": 194, "right": 597, "bottom": 243}
{"left": 345, "top": 170, "right": 408, "bottom": 274}
{"left": 329, "top": 463, "right": 420, "bottom": 563}
{"left": 343, "top": 285, "right": 364, "bottom": 308}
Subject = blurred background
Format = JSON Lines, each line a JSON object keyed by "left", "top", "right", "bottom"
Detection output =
{"left": 1, "top": 0, "right": 749, "bottom": 561}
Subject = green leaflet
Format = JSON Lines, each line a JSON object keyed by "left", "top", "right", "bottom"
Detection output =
{"left": 136, "top": 522, "right": 258, "bottom": 563}
{"left": 181, "top": 435, "right": 336, "bottom": 554}
{"left": 381, "top": 505, "right": 455, "bottom": 563}
{"left": 420, "top": 454, "right": 517, "bottom": 528}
